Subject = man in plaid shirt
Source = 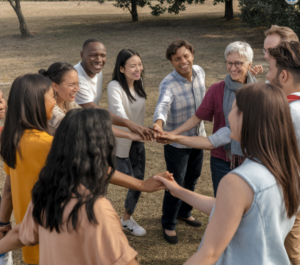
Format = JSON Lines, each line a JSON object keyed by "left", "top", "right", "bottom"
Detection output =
{"left": 153, "top": 39, "right": 206, "bottom": 244}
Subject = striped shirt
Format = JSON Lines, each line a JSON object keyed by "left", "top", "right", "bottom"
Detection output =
{"left": 153, "top": 65, "right": 206, "bottom": 149}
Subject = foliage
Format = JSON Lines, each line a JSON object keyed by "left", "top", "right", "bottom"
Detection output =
{"left": 147, "top": 0, "right": 205, "bottom": 16}
{"left": 114, "top": 0, "right": 147, "bottom": 14}
{"left": 239, "top": 0, "right": 300, "bottom": 34}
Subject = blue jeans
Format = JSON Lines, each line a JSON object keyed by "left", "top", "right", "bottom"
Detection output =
{"left": 116, "top": 141, "right": 145, "bottom": 215}
{"left": 210, "top": 156, "right": 231, "bottom": 197}
{"left": 162, "top": 145, "right": 203, "bottom": 231}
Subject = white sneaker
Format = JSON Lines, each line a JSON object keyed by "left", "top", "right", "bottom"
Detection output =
{"left": 121, "top": 216, "right": 146, "bottom": 236}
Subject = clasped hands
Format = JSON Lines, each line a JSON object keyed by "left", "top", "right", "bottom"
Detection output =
{"left": 128, "top": 123, "right": 176, "bottom": 144}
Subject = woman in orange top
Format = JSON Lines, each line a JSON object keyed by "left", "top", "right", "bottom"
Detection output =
{"left": 0, "top": 74, "right": 56, "bottom": 264}
{"left": 0, "top": 108, "right": 139, "bottom": 265}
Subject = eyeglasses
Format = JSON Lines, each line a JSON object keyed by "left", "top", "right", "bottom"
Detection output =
{"left": 225, "top": 61, "right": 244, "bottom": 69}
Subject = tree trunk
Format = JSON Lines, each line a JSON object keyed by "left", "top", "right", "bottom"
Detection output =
{"left": 131, "top": 0, "right": 138, "bottom": 22}
{"left": 8, "top": 0, "right": 30, "bottom": 36}
{"left": 224, "top": 0, "right": 233, "bottom": 21}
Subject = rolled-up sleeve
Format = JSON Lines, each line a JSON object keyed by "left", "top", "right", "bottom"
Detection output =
{"left": 153, "top": 84, "right": 174, "bottom": 125}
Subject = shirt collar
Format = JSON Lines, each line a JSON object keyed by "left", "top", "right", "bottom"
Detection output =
{"left": 289, "top": 92, "right": 300, "bottom": 97}
{"left": 172, "top": 66, "right": 195, "bottom": 83}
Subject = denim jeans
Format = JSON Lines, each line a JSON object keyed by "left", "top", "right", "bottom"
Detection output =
{"left": 116, "top": 141, "right": 145, "bottom": 215}
{"left": 210, "top": 156, "right": 231, "bottom": 197}
{"left": 162, "top": 145, "right": 203, "bottom": 231}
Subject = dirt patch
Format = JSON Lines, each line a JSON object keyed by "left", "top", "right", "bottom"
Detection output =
{"left": 0, "top": 1, "right": 266, "bottom": 264}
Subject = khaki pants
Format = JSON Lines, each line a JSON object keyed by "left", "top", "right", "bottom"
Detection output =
{"left": 285, "top": 211, "right": 300, "bottom": 265}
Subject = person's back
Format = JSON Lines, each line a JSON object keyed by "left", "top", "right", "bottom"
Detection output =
{"left": 212, "top": 159, "right": 295, "bottom": 265}
{"left": 5, "top": 129, "right": 52, "bottom": 225}
{"left": 0, "top": 74, "right": 55, "bottom": 264}
{"left": 20, "top": 192, "right": 137, "bottom": 265}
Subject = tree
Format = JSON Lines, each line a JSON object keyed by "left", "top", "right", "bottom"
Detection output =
{"left": 239, "top": 0, "right": 300, "bottom": 34}
{"left": 114, "top": 0, "right": 234, "bottom": 22}
{"left": 7, "top": 0, "right": 30, "bottom": 36}
{"left": 114, "top": 0, "right": 148, "bottom": 21}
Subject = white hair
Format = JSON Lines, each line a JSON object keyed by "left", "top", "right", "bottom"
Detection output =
{"left": 224, "top": 41, "right": 253, "bottom": 63}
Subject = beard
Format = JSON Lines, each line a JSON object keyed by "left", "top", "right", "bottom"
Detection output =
{"left": 269, "top": 74, "right": 282, "bottom": 89}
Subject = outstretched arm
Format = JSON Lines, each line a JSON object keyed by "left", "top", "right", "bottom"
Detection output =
{"left": 110, "top": 171, "right": 172, "bottom": 193}
{"left": 80, "top": 102, "right": 153, "bottom": 141}
{"left": 0, "top": 176, "right": 13, "bottom": 239}
{"left": 0, "top": 224, "right": 24, "bottom": 254}
{"left": 171, "top": 114, "right": 202, "bottom": 135}
{"left": 160, "top": 134, "right": 214, "bottom": 150}
{"left": 154, "top": 175, "right": 215, "bottom": 215}
{"left": 160, "top": 127, "right": 232, "bottom": 150}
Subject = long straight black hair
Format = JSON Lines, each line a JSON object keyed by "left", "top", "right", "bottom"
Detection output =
{"left": 112, "top": 49, "right": 147, "bottom": 102}
{"left": 0, "top": 74, "right": 52, "bottom": 168}
{"left": 32, "top": 108, "right": 116, "bottom": 232}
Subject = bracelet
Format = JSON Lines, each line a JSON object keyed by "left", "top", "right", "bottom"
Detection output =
{"left": 0, "top": 221, "right": 10, "bottom": 226}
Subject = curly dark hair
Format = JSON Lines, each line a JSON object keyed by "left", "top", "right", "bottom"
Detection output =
{"left": 166, "top": 39, "right": 195, "bottom": 61}
{"left": 31, "top": 108, "right": 116, "bottom": 232}
{"left": 269, "top": 41, "right": 300, "bottom": 84}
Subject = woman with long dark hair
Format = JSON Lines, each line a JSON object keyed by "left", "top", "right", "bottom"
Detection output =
{"left": 155, "top": 83, "right": 300, "bottom": 265}
{"left": 0, "top": 74, "right": 56, "bottom": 264}
{"left": 0, "top": 109, "right": 139, "bottom": 265}
{"left": 107, "top": 49, "right": 147, "bottom": 236}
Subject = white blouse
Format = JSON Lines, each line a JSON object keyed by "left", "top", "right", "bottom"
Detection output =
{"left": 48, "top": 101, "right": 81, "bottom": 135}
{"left": 107, "top": 80, "right": 145, "bottom": 158}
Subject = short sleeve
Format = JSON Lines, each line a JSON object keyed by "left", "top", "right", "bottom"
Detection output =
{"left": 85, "top": 199, "right": 138, "bottom": 265}
{"left": 19, "top": 202, "right": 39, "bottom": 246}
{"left": 3, "top": 163, "right": 9, "bottom": 175}
{"left": 195, "top": 84, "right": 216, "bottom": 122}
{"left": 75, "top": 78, "right": 94, "bottom": 105}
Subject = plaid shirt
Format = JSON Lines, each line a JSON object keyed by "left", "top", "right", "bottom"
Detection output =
{"left": 153, "top": 65, "right": 206, "bottom": 149}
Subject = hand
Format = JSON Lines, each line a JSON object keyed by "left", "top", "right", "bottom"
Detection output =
{"left": 127, "top": 121, "right": 154, "bottom": 141}
{"left": 140, "top": 171, "right": 173, "bottom": 193}
{"left": 159, "top": 132, "right": 178, "bottom": 144}
{"left": 249, "top": 65, "right": 263, "bottom": 76}
{"left": 152, "top": 123, "right": 164, "bottom": 134}
{"left": 129, "top": 133, "right": 144, "bottom": 142}
{"left": 0, "top": 223, "right": 12, "bottom": 240}
{"left": 153, "top": 174, "right": 181, "bottom": 197}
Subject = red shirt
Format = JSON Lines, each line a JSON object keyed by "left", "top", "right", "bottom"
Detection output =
{"left": 195, "top": 81, "right": 230, "bottom": 162}
{"left": 0, "top": 127, "right": 3, "bottom": 133}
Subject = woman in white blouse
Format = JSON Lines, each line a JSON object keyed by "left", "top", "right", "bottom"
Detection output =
{"left": 108, "top": 49, "right": 147, "bottom": 237}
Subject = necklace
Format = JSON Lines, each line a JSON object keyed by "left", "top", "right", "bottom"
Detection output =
{"left": 57, "top": 102, "right": 67, "bottom": 114}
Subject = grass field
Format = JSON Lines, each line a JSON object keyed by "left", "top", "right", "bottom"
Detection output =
{"left": 0, "top": 1, "right": 267, "bottom": 264}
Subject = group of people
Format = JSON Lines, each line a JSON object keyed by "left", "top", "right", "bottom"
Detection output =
{"left": 0, "top": 24, "right": 298, "bottom": 265}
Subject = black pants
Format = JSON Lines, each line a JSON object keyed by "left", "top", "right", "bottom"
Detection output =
{"left": 161, "top": 145, "right": 203, "bottom": 230}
